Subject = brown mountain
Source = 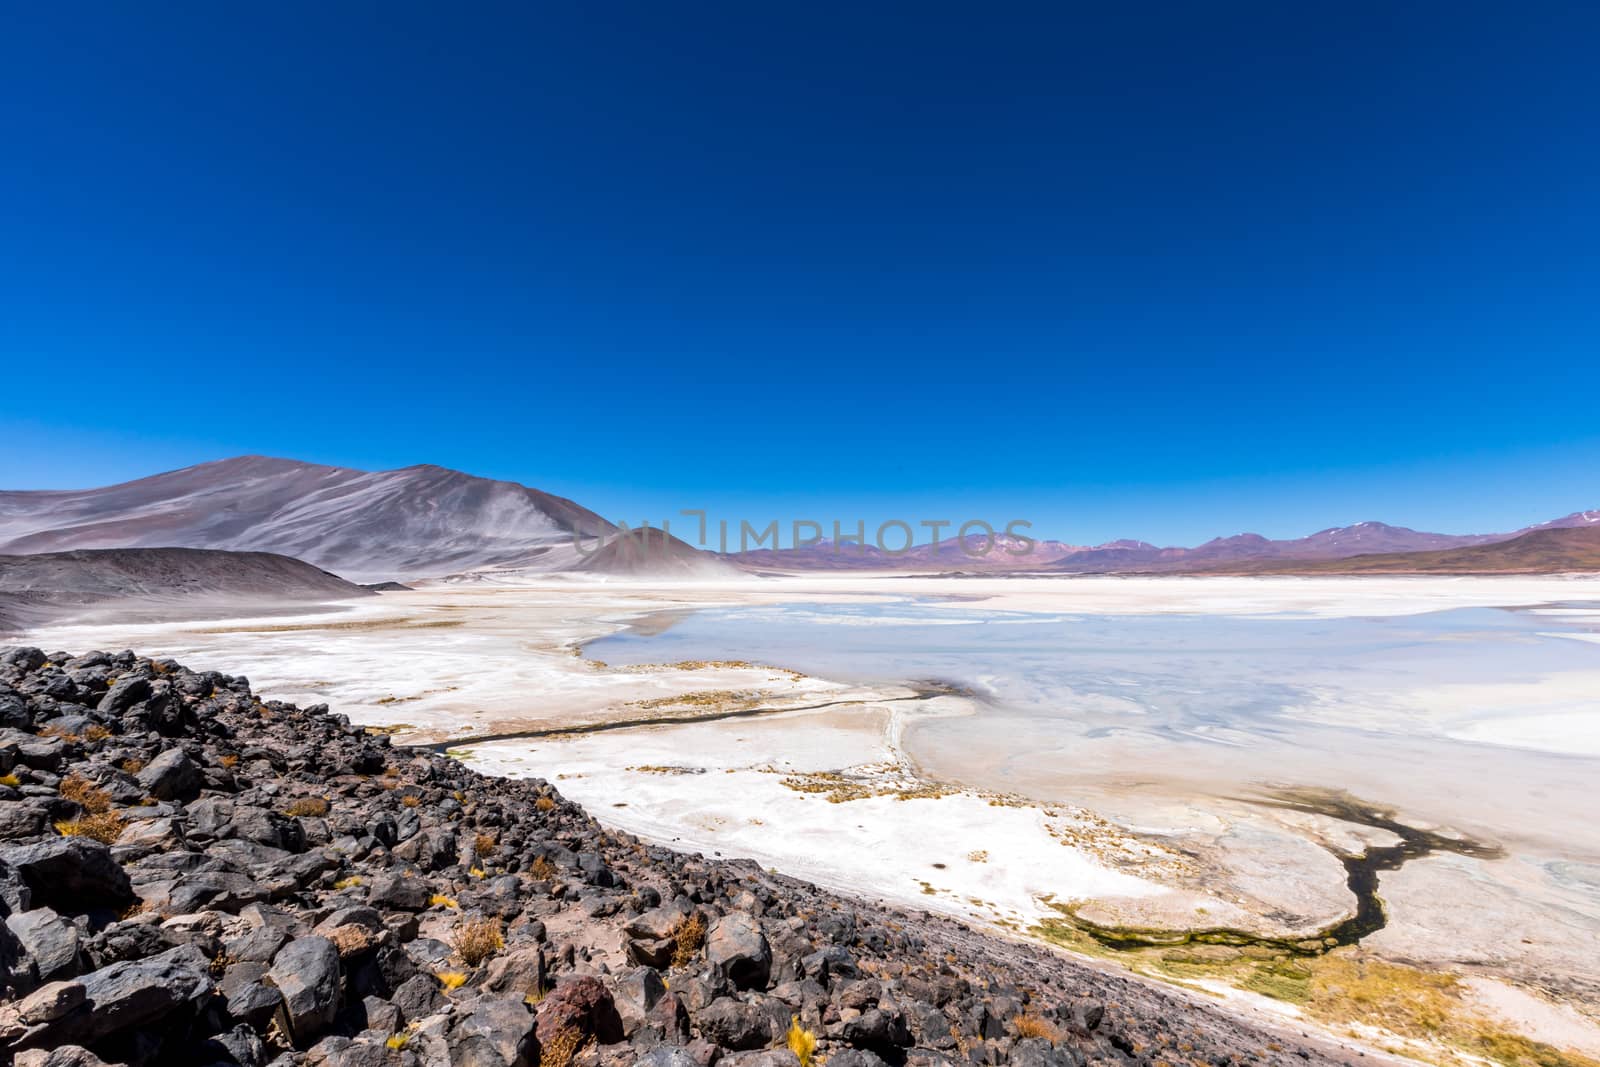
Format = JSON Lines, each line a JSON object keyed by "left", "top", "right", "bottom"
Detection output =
{"left": 1201, "top": 525, "right": 1600, "bottom": 575}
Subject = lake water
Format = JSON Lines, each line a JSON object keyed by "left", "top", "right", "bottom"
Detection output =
{"left": 587, "top": 598, "right": 1600, "bottom": 859}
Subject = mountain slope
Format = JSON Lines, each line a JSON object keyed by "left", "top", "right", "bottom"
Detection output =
{"left": 0, "top": 457, "right": 726, "bottom": 582}
{"left": 1201, "top": 526, "right": 1600, "bottom": 575}
{"left": 0, "top": 547, "right": 373, "bottom": 630}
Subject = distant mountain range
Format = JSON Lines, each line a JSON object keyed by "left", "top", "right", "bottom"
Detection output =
{"left": 1202, "top": 524, "right": 1600, "bottom": 575}
{"left": 729, "top": 514, "right": 1600, "bottom": 574}
{"left": 0, "top": 457, "right": 729, "bottom": 583}
{"left": 2, "top": 457, "right": 1597, "bottom": 582}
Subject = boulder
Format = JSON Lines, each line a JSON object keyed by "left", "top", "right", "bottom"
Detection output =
{"left": 7, "top": 907, "right": 82, "bottom": 981}
{"left": 0, "top": 839, "right": 133, "bottom": 912}
{"left": 534, "top": 975, "right": 621, "bottom": 1046}
{"left": 706, "top": 913, "right": 771, "bottom": 991}
{"left": 450, "top": 994, "right": 538, "bottom": 1067}
{"left": 267, "top": 935, "right": 342, "bottom": 1044}
{"left": 697, "top": 996, "right": 773, "bottom": 1050}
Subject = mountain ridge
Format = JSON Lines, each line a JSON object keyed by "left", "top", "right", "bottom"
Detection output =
{"left": 0, "top": 457, "right": 728, "bottom": 583}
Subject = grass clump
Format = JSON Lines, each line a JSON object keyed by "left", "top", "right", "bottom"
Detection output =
{"left": 435, "top": 970, "right": 468, "bottom": 991}
{"left": 118, "top": 758, "right": 145, "bottom": 774}
{"left": 60, "top": 774, "right": 112, "bottom": 814}
{"left": 473, "top": 832, "right": 496, "bottom": 856}
{"left": 1014, "top": 1014, "right": 1063, "bottom": 1042}
{"left": 534, "top": 795, "right": 557, "bottom": 812}
{"left": 670, "top": 913, "right": 707, "bottom": 968}
{"left": 786, "top": 1016, "right": 818, "bottom": 1067}
{"left": 430, "top": 894, "right": 460, "bottom": 910}
{"left": 529, "top": 855, "right": 558, "bottom": 881}
{"left": 539, "top": 1027, "right": 582, "bottom": 1067}
{"left": 385, "top": 1032, "right": 411, "bottom": 1050}
{"left": 453, "top": 917, "right": 504, "bottom": 966}
{"left": 55, "top": 811, "right": 126, "bottom": 844}
{"left": 0, "top": 773, "right": 21, "bottom": 788}
{"left": 285, "top": 796, "right": 330, "bottom": 817}
{"left": 332, "top": 875, "right": 364, "bottom": 890}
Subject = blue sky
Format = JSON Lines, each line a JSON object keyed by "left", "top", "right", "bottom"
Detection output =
{"left": 3, "top": 3, "right": 1597, "bottom": 546}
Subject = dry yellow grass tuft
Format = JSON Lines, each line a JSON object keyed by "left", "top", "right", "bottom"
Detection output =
{"left": 61, "top": 774, "right": 112, "bottom": 814}
{"left": 285, "top": 796, "right": 330, "bottom": 817}
{"left": 786, "top": 1016, "right": 818, "bottom": 1066}
{"left": 453, "top": 917, "right": 504, "bottom": 967}
{"left": 1014, "top": 1014, "right": 1063, "bottom": 1042}
{"left": 671, "top": 913, "right": 707, "bottom": 968}
{"left": 333, "top": 876, "right": 364, "bottom": 890}
{"left": 529, "top": 855, "right": 558, "bottom": 881}
{"left": 435, "top": 970, "right": 468, "bottom": 991}
{"left": 55, "top": 812, "right": 126, "bottom": 844}
{"left": 401, "top": 794, "right": 421, "bottom": 808}
{"left": 0, "top": 773, "right": 20, "bottom": 788}
{"left": 539, "top": 1027, "right": 583, "bottom": 1067}
{"left": 118, "top": 758, "right": 145, "bottom": 774}
{"left": 473, "top": 832, "right": 496, "bottom": 856}
{"left": 430, "top": 894, "right": 460, "bottom": 910}
{"left": 535, "top": 796, "right": 557, "bottom": 812}
{"left": 218, "top": 754, "right": 239, "bottom": 769}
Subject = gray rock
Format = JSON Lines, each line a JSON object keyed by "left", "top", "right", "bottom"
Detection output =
{"left": 706, "top": 912, "right": 771, "bottom": 991}
{"left": 64, "top": 943, "right": 212, "bottom": 1044}
{"left": 367, "top": 872, "right": 429, "bottom": 911}
{"left": 450, "top": 994, "right": 537, "bottom": 1066}
{"left": 481, "top": 945, "right": 545, "bottom": 999}
{"left": 697, "top": 996, "right": 772, "bottom": 1050}
{"left": 226, "top": 979, "right": 285, "bottom": 1030}
{"left": 0, "top": 801, "right": 47, "bottom": 840}
{"left": 613, "top": 965, "right": 667, "bottom": 1037}
{"left": 268, "top": 935, "right": 342, "bottom": 1043}
{"left": 12, "top": 978, "right": 86, "bottom": 1024}
{"left": 7, "top": 907, "right": 81, "bottom": 981}
{"left": 1012, "top": 1037, "right": 1087, "bottom": 1067}
{"left": 136, "top": 747, "right": 203, "bottom": 800}
{"left": 634, "top": 1049, "right": 701, "bottom": 1067}
{"left": 97, "top": 676, "right": 150, "bottom": 715}
{"left": 0, "top": 838, "right": 133, "bottom": 911}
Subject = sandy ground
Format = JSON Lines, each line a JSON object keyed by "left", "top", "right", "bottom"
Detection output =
{"left": 19, "top": 572, "right": 1600, "bottom": 1056}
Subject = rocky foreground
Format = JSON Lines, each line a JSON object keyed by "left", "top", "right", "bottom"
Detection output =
{"left": 0, "top": 647, "right": 1356, "bottom": 1067}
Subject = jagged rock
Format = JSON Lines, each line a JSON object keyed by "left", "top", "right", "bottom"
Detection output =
{"left": 1011, "top": 1038, "right": 1087, "bottom": 1067}
{"left": 634, "top": 1049, "right": 700, "bottom": 1067}
{"left": 616, "top": 966, "right": 667, "bottom": 1028}
{"left": 7, "top": 907, "right": 81, "bottom": 981}
{"left": 706, "top": 913, "right": 771, "bottom": 991}
{"left": 0, "top": 802, "right": 47, "bottom": 841}
{"left": 450, "top": 994, "right": 538, "bottom": 1066}
{"left": 368, "top": 872, "right": 429, "bottom": 911}
{"left": 31, "top": 943, "right": 214, "bottom": 1047}
{"left": 534, "top": 975, "right": 621, "bottom": 1045}
{"left": 268, "top": 935, "right": 343, "bottom": 1044}
{"left": 481, "top": 946, "right": 545, "bottom": 999}
{"left": 0, "top": 838, "right": 134, "bottom": 911}
{"left": 697, "top": 996, "right": 773, "bottom": 1050}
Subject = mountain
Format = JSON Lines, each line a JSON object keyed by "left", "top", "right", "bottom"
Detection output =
{"left": 0, "top": 547, "right": 373, "bottom": 631}
{"left": 0, "top": 457, "right": 729, "bottom": 582}
{"left": 1200, "top": 525, "right": 1600, "bottom": 575}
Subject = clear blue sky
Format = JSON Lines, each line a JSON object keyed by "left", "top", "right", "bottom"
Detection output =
{"left": 3, "top": 2, "right": 1597, "bottom": 546}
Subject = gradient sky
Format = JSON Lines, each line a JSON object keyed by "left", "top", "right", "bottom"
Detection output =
{"left": 3, "top": 3, "right": 1597, "bottom": 546}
